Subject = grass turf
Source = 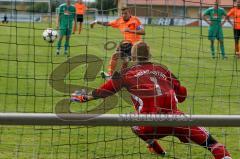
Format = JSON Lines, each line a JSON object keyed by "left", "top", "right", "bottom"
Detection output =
{"left": 0, "top": 22, "right": 239, "bottom": 158}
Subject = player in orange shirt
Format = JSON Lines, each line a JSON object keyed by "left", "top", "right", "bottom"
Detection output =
{"left": 90, "top": 7, "right": 145, "bottom": 78}
{"left": 225, "top": 0, "right": 240, "bottom": 58}
{"left": 91, "top": 7, "right": 145, "bottom": 44}
{"left": 73, "top": 0, "right": 87, "bottom": 34}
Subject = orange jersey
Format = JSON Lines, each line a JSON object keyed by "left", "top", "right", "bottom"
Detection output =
{"left": 75, "top": 3, "right": 87, "bottom": 15}
{"left": 108, "top": 16, "right": 144, "bottom": 44}
{"left": 227, "top": 7, "right": 240, "bottom": 29}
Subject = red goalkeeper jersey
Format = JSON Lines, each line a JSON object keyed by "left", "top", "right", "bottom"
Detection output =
{"left": 92, "top": 62, "right": 187, "bottom": 114}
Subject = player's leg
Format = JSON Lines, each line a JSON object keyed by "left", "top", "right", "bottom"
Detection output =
{"left": 219, "top": 40, "right": 226, "bottom": 59}
{"left": 104, "top": 52, "right": 120, "bottom": 78}
{"left": 235, "top": 40, "right": 239, "bottom": 54}
{"left": 234, "top": 40, "right": 239, "bottom": 57}
{"left": 78, "top": 15, "right": 83, "bottom": 34}
{"left": 200, "top": 134, "right": 231, "bottom": 159}
{"left": 79, "top": 22, "right": 83, "bottom": 34}
{"left": 208, "top": 29, "right": 216, "bottom": 58}
{"left": 217, "top": 29, "right": 226, "bottom": 59}
{"left": 176, "top": 126, "right": 231, "bottom": 159}
{"left": 234, "top": 29, "right": 240, "bottom": 58}
{"left": 101, "top": 52, "right": 126, "bottom": 80}
{"left": 73, "top": 15, "right": 79, "bottom": 34}
{"left": 73, "top": 23, "right": 77, "bottom": 34}
{"left": 56, "top": 29, "right": 64, "bottom": 55}
{"left": 131, "top": 126, "right": 167, "bottom": 156}
{"left": 100, "top": 56, "right": 115, "bottom": 80}
{"left": 107, "top": 51, "right": 129, "bottom": 76}
{"left": 147, "top": 139, "right": 166, "bottom": 156}
{"left": 234, "top": 29, "right": 238, "bottom": 53}
{"left": 102, "top": 41, "right": 132, "bottom": 79}
{"left": 102, "top": 57, "right": 130, "bottom": 80}
{"left": 64, "top": 36, "right": 70, "bottom": 54}
{"left": 101, "top": 48, "right": 122, "bottom": 79}
{"left": 100, "top": 54, "right": 115, "bottom": 80}
{"left": 64, "top": 32, "right": 71, "bottom": 55}
{"left": 210, "top": 40, "right": 215, "bottom": 58}
{"left": 119, "top": 41, "right": 132, "bottom": 70}
{"left": 64, "top": 35, "right": 70, "bottom": 55}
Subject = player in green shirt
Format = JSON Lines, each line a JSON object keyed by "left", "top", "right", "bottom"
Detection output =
{"left": 203, "top": 2, "right": 227, "bottom": 59}
{"left": 56, "top": 0, "right": 76, "bottom": 55}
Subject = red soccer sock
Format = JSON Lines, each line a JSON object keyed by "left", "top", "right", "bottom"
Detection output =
{"left": 210, "top": 143, "right": 231, "bottom": 159}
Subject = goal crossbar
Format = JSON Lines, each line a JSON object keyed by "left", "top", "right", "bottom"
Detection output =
{"left": 0, "top": 113, "right": 239, "bottom": 127}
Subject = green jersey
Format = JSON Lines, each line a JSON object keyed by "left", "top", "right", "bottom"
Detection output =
{"left": 58, "top": 3, "right": 76, "bottom": 30}
{"left": 203, "top": 7, "right": 226, "bottom": 30}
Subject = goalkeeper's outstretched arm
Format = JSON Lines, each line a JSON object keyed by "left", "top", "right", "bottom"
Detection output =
{"left": 71, "top": 75, "right": 123, "bottom": 103}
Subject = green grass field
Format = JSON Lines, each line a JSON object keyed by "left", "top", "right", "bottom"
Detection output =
{"left": 0, "top": 22, "right": 239, "bottom": 159}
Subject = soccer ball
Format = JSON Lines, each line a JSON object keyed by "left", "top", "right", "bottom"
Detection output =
{"left": 42, "top": 28, "right": 58, "bottom": 43}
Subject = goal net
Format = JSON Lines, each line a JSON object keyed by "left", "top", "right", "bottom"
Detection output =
{"left": 0, "top": 0, "right": 239, "bottom": 158}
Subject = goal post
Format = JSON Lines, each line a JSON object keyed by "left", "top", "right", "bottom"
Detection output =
{"left": 0, "top": 113, "right": 239, "bottom": 127}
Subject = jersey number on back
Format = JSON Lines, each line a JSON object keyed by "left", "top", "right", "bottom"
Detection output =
{"left": 150, "top": 77, "right": 162, "bottom": 96}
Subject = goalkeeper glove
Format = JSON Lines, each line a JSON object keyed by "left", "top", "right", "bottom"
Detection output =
{"left": 70, "top": 90, "right": 88, "bottom": 103}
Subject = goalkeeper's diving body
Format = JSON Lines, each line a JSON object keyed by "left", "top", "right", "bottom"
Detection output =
{"left": 71, "top": 41, "right": 231, "bottom": 159}
{"left": 90, "top": 7, "right": 145, "bottom": 78}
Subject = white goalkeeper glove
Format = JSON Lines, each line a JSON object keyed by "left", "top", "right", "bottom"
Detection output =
{"left": 70, "top": 90, "right": 88, "bottom": 103}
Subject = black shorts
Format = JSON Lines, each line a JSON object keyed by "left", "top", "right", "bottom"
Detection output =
{"left": 119, "top": 42, "right": 133, "bottom": 58}
{"left": 234, "top": 29, "right": 240, "bottom": 41}
{"left": 77, "top": 14, "right": 84, "bottom": 22}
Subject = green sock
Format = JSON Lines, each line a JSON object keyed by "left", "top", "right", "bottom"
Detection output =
{"left": 211, "top": 44, "right": 215, "bottom": 57}
{"left": 64, "top": 40, "right": 69, "bottom": 51}
{"left": 57, "top": 40, "right": 62, "bottom": 50}
{"left": 220, "top": 43, "right": 225, "bottom": 57}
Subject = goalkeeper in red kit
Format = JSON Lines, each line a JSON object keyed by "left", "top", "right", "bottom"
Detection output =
{"left": 71, "top": 42, "right": 231, "bottom": 159}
